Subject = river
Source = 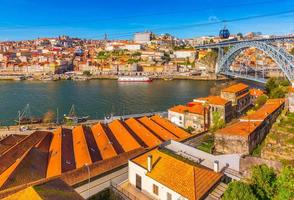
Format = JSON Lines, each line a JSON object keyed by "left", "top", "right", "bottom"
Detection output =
{"left": 0, "top": 79, "right": 262, "bottom": 125}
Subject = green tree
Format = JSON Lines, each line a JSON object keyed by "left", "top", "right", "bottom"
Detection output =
{"left": 210, "top": 111, "right": 225, "bottom": 132}
{"left": 251, "top": 164, "right": 277, "bottom": 200}
{"left": 255, "top": 94, "right": 268, "bottom": 109}
{"left": 265, "top": 78, "right": 290, "bottom": 98}
{"left": 223, "top": 181, "right": 257, "bottom": 200}
{"left": 274, "top": 166, "right": 294, "bottom": 200}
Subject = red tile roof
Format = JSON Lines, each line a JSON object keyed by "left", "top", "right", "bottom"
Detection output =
{"left": 221, "top": 83, "right": 249, "bottom": 93}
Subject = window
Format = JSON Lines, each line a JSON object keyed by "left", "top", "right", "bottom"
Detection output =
{"left": 153, "top": 184, "right": 159, "bottom": 195}
{"left": 167, "top": 192, "right": 172, "bottom": 200}
{"left": 135, "top": 174, "right": 142, "bottom": 190}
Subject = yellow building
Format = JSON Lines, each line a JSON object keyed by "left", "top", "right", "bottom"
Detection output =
{"left": 142, "top": 65, "right": 164, "bottom": 73}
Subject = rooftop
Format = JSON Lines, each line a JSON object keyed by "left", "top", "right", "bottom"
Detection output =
{"left": 216, "top": 99, "right": 284, "bottom": 137}
{"left": 249, "top": 88, "right": 264, "bottom": 97}
{"left": 221, "top": 83, "right": 249, "bottom": 93}
{"left": 195, "top": 96, "right": 230, "bottom": 106}
{"left": 0, "top": 115, "right": 190, "bottom": 191}
{"left": 169, "top": 104, "right": 205, "bottom": 115}
{"left": 131, "top": 149, "right": 223, "bottom": 200}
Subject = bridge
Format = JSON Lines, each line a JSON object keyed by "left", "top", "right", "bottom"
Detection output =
{"left": 196, "top": 36, "right": 294, "bottom": 83}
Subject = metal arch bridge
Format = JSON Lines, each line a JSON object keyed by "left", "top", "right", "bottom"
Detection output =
{"left": 195, "top": 36, "right": 294, "bottom": 83}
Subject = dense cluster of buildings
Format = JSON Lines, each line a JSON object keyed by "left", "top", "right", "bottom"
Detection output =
{"left": 168, "top": 83, "right": 257, "bottom": 132}
{"left": 0, "top": 32, "right": 292, "bottom": 80}
{"left": 0, "top": 81, "right": 292, "bottom": 200}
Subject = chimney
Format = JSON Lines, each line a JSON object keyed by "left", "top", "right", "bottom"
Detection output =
{"left": 213, "top": 161, "right": 219, "bottom": 173}
{"left": 147, "top": 155, "right": 152, "bottom": 172}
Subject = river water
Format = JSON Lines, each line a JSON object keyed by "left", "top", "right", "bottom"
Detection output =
{"left": 0, "top": 79, "right": 261, "bottom": 125}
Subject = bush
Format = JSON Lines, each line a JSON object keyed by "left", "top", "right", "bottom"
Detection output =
{"left": 251, "top": 164, "right": 277, "bottom": 200}
{"left": 223, "top": 181, "right": 257, "bottom": 200}
{"left": 274, "top": 166, "right": 294, "bottom": 200}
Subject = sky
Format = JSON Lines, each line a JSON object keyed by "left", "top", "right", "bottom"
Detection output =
{"left": 0, "top": 0, "right": 293, "bottom": 40}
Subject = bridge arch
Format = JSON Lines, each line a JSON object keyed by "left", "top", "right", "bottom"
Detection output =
{"left": 217, "top": 41, "right": 294, "bottom": 82}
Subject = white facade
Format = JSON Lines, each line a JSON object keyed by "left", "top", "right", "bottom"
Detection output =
{"left": 168, "top": 110, "right": 184, "bottom": 128}
{"left": 123, "top": 44, "right": 141, "bottom": 51}
{"left": 174, "top": 50, "right": 196, "bottom": 59}
{"left": 128, "top": 161, "right": 186, "bottom": 200}
{"left": 134, "top": 32, "right": 152, "bottom": 44}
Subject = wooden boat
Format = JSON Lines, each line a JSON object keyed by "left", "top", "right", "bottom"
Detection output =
{"left": 15, "top": 104, "right": 42, "bottom": 125}
{"left": 64, "top": 105, "right": 89, "bottom": 123}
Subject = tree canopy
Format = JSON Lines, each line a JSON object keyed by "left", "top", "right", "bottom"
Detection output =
{"left": 223, "top": 181, "right": 257, "bottom": 200}
{"left": 265, "top": 78, "right": 290, "bottom": 98}
{"left": 223, "top": 165, "right": 294, "bottom": 200}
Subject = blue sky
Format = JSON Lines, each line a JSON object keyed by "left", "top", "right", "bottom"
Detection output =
{"left": 0, "top": 0, "right": 293, "bottom": 40}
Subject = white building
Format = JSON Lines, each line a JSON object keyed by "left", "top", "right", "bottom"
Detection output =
{"left": 134, "top": 32, "right": 152, "bottom": 44}
{"left": 126, "top": 140, "right": 230, "bottom": 200}
{"left": 123, "top": 44, "right": 142, "bottom": 51}
{"left": 168, "top": 105, "right": 185, "bottom": 128}
{"left": 174, "top": 50, "right": 196, "bottom": 60}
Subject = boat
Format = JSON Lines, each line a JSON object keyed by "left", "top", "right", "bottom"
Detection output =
{"left": 15, "top": 104, "right": 42, "bottom": 125}
{"left": 164, "top": 77, "right": 173, "bottom": 81}
{"left": 64, "top": 105, "right": 89, "bottom": 123}
{"left": 118, "top": 76, "right": 152, "bottom": 82}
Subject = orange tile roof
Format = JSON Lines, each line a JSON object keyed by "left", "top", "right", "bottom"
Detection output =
{"left": 150, "top": 115, "right": 190, "bottom": 138}
{"left": 46, "top": 128, "right": 62, "bottom": 178}
{"left": 125, "top": 118, "right": 161, "bottom": 148}
{"left": 289, "top": 86, "right": 294, "bottom": 93}
{"left": 216, "top": 99, "right": 284, "bottom": 137}
{"left": 216, "top": 121, "right": 262, "bottom": 137}
{"left": 169, "top": 105, "right": 204, "bottom": 115}
{"left": 0, "top": 149, "right": 30, "bottom": 188}
{"left": 221, "top": 83, "right": 249, "bottom": 93}
{"left": 108, "top": 120, "right": 141, "bottom": 152}
{"left": 139, "top": 117, "right": 178, "bottom": 141}
{"left": 196, "top": 96, "right": 229, "bottom": 106}
{"left": 72, "top": 126, "right": 92, "bottom": 169}
{"left": 241, "top": 98, "right": 284, "bottom": 121}
{"left": 91, "top": 124, "right": 117, "bottom": 160}
{"left": 132, "top": 149, "right": 222, "bottom": 200}
{"left": 249, "top": 88, "right": 264, "bottom": 97}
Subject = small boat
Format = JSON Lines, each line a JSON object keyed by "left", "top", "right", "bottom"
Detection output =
{"left": 118, "top": 76, "right": 152, "bottom": 82}
{"left": 15, "top": 104, "right": 42, "bottom": 125}
{"left": 64, "top": 105, "right": 89, "bottom": 123}
{"left": 164, "top": 77, "right": 173, "bottom": 81}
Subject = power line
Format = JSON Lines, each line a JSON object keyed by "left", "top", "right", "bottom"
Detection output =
{"left": 0, "top": 0, "right": 289, "bottom": 31}
{"left": 87, "top": 9, "right": 294, "bottom": 39}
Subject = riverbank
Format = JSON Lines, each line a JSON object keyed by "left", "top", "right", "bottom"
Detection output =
{"left": 0, "top": 74, "right": 229, "bottom": 82}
